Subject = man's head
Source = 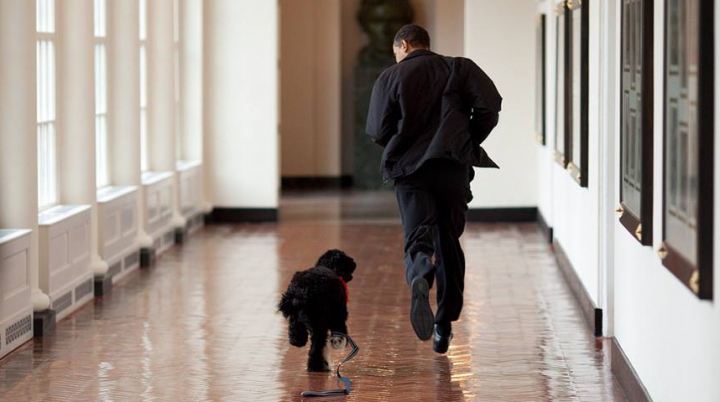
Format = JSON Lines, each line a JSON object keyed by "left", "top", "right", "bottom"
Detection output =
{"left": 392, "top": 24, "right": 431, "bottom": 63}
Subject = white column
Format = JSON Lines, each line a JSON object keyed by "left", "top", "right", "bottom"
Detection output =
{"left": 204, "top": 0, "right": 279, "bottom": 210}
{"left": 56, "top": 0, "right": 108, "bottom": 277}
{"left": 0, "top": 0, "right": 51, "bottom": 312}
{"left": 148, "top": 0, "right": 185, "bottom": 229}
{"left": 108, "top": 0, "right": 152, "bottom": 248}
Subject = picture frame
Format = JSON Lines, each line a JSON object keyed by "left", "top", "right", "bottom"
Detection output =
{"left": 660, "top": 0, "right": 714, "bottom": 300}
{"left": 618, "top": 0, "right": 654, "bottom": 245}
{"left": 553, "top": 1, "right": 568, "bottom": 166}
{"left": 566, "top": 0, "right": 588, "bottom": 187}
{"left": 536, "top": 14, "right": 547, "bottom": 146}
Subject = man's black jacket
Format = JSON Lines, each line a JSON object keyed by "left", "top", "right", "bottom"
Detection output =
{"left": 366, "top": 49, "right": 502, "bottom": 181}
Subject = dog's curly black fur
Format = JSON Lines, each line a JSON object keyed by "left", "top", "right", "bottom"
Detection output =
{"left": 278, "top": 249, "right": 356, "bottom": 372}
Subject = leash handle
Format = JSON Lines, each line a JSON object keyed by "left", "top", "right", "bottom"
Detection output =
{"left": 300, "top": 333, "right": 358, "bottom": 397}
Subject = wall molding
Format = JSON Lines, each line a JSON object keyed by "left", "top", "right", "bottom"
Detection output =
{"left": 209, "top": 208, "right": 278, "bottom": 223}
{"left": 467, "top": 207, "right": 537, "bottom": 223}
{"left": 281, "top": 176, "right": 354, "bottom": 191}
{"left": 553, "top": 239, "right": 603, "bottom": 336}
{"left": 611, "top": 337, "right": 654, "bottom": 402}
{"left": 537, "top": 209, "right": 554, "bottom": 243}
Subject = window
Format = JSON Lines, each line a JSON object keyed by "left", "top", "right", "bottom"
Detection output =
{"left": 140, "top": 0, "right": 149, "bottom": 171}
{"left": 174, "top": 0, "right": 182, "bottom": 160}
{"left": 660, "top": 0, "right": 714, "bottom": 299}
{"left": 95, "top": 0, "right": 109, "bottom": 188}
{"left": 619, "top": 0, "right": 653, "bottom": 245}
{"left": 37, "top": 0, "right": 57, "bottom": 210}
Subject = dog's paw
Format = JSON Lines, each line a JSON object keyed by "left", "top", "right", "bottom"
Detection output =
{"left": 330, "top": 334, "right": 347, "bottom": 350}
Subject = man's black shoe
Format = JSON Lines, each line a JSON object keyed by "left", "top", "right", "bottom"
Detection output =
{"left": 410, "top": 277, "right": 434, "bottom": 340}
{"left": 433, "top": 324, "right": 453, "bottom": 354}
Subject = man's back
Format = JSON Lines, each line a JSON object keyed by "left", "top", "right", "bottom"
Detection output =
{"left": 366, "top": 49, "right": 502, "bottom": 181}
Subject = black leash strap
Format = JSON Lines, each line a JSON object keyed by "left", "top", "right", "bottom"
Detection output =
{"left": 300, "top": 333, "right": 359, "bottom": 397}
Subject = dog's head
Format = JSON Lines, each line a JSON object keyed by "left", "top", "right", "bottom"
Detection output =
{"left": 316, "top": 249, "right": 356, "bottom": 283}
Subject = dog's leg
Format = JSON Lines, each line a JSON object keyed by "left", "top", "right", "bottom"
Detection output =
{"left": 288, "top": 316, "right": 308, "bottom": 347}
{"left": 329, "top": 304, "right": 348, "bottom": 350}
{"left": 307, "top": 327, "right": 331, "bottom": 372}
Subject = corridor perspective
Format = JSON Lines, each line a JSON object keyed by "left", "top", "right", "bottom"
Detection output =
{"left": 0, "top": 193, "right": 627, "bottom": 401}
{"left": 0, "top": 0, "right": 718, "bottom": 401}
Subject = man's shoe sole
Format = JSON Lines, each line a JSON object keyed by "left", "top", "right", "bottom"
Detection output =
{"left": 410, "top": 278, "right": 434, "bottom": 340}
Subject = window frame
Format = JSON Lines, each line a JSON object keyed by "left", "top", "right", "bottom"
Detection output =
{"left": 36, "top": 0, "right": 58, "bottom": 211}
{"left": 94, "top": 0, "right": 110, "bottom": 188}
{"left": 139, "top": 0, "right": 149, "bottom": 172}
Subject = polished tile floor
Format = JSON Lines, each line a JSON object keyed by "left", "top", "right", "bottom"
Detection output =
{"left": 0, "top": 192, "right": 628, "bottom": 401}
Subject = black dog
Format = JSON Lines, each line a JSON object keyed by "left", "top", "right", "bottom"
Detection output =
{"left": 278, "top": 250, "right": 356, "bottom": 372}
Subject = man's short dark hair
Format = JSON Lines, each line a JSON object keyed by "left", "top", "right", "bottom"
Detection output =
{"left": 393, "top": 24, "right": 431, "bottom": 49}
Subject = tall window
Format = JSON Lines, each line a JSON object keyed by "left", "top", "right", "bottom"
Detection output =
{"left": 139, "top": 0, "right": 149, "bottom": 171}
{"left": 174, "top": 0, "right": 182, "bottom": 161}
{"left": 37, "top": 0, "right": 57, "bottom": 210}
{"left": 95, "top": 0, "right": 109, "bottom": 187}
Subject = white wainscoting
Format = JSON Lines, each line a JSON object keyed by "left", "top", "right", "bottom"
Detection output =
{"left": 38, "top": 205, "right": 94, "bottom": 322}
{"left": 177, "top": 160, "right": 204, "bottom": 234}
{"left": 0, "top": 229, "right": 34, "bottom": 360}
{"left": 142, "top": 171, "right": 175, "bottom": 255}
{"left": 98, "top": 186, "right": 140, "bottom": 283}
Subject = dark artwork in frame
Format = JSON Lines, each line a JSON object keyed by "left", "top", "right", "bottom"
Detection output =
{"left": 619, "top": 0, "right": 653, "bottom": 246}
{"left": 661, "top": 0, "right": 714, "bottom": 300}
{"left": 566, "top": 0, "right": 588, "bottom": 187}
{"left": 536, "top": 14, "right": 547, "bottom": 146}
{"left": 553, "top": 1, "right": 568, "bottom": 166}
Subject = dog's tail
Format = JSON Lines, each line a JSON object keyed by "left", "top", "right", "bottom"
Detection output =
{"left": 278, "top": 291, "right": 300, "bottom": 318}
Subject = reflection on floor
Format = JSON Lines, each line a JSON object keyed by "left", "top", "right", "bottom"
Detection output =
{"left": 0, "top": 192, "right": 627, "bottom": 401}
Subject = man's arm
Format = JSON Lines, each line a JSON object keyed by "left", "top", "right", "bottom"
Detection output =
{"left": 366, "top": 74, "right": 399, "bottom": 147}
{"left": 469, "top": 109, "right": 499, "bottom": 145}
{"left": 463, "top": 60, "right": 502, "bottom": 145}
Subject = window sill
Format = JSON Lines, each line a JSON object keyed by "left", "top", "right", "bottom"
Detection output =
{"left": 97, "top": 185, "right": 139, "bottom": 204}
{"left": 141, "top": 171, "right": 174, "bottom": 186}
{"left": 38, "top": 205, "right": 91, "bottom": 226}
{"left": 0, "top": 229, "right": 32, "bottom": 245}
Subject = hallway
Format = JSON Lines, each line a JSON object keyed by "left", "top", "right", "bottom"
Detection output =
{"left": 0, "top": 201, "right": 627, "bottom": 401}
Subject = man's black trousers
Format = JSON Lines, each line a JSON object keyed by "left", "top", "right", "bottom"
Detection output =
{"left": 394, "top": 158, "right": 473, "bottom": 324}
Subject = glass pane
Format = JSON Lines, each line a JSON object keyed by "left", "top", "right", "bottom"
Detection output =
{"left": 570, "top": 7, "right": 581, "bottom": 168}
{"left": 665, "top": 0, "right": 699, "bottom": 264}
{"left": 554, "top": 9, "right": 565, "bottom": 157}
{"left": 94, "top": 0, "right": 106, "bottom": 37}
{"left": 139, "top": 0, "right": 147, "bottom": 40}
{"left": 621, "top": 0, "right": 643, "bottom": 215}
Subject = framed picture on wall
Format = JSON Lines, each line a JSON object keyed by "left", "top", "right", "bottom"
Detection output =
{"left": 536, "top": 14, "right": 547, "bottom": 145}
{"left": 566, "top": 0, "right": 588, "bottom": 187}
{"left": 660, "top": 0, "right": 714, "bottom": 300}
{"left": 618, "top": 0, "right": 653, "bottom": 245}
{"left": 553, "top": 1, "right": 568, "bottom": 166}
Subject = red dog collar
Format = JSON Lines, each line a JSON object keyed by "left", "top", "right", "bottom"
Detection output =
{"left": 340, "top": 278, "right": 349, "bottom": 304}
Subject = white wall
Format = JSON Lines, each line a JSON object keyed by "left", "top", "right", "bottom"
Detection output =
{"left": 609, "top": 2, "right": 720, "bottom": 401}
{"left": 535, "top": 0, "right": 720, "bottom": 400}
{"left": 203, "top": 0, "right": 278, "bottom": 208}
{"left": 464, "top": 0, "right": 538, "bottom": 208}
{"left": 280, "top": 0, "right": 341, "bottom": 178}
{"left": 536, "top": 0, "right": 554, "bottom": 226}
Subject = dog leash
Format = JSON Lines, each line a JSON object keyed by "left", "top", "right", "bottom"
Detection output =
{"left": 301, "top": 333, "right": 359, "bottom": 397}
